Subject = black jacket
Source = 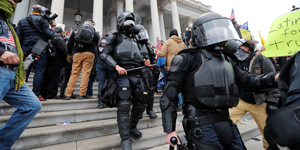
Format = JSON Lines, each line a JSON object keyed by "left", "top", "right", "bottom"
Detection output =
{"left": 238, "top": 53, "right": 276, "bottom": 104}
{"left": 16, "top": 14, "right": 55, "bottom": 53}
{"left": 48, "top": 33, "right": 67, "bottom": 66}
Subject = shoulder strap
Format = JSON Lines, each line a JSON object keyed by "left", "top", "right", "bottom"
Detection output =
{"left": 26, "top": 16, "right": 47, "bottom": 41}
{"left": 249, "top": 54, "right": 264, "bottom": 73}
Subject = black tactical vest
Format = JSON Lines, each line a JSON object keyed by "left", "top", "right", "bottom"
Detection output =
{"left": 114, "top": 34, "right": 143, "bottom": 66}
{"left": 183, "top": 50, "right": 239, "bottom": 108}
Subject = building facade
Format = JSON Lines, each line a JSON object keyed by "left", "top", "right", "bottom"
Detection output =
{"left": 13, "top": 0, "right": 211, "bottom": 44}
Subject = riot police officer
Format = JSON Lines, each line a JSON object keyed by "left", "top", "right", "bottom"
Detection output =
{"left": 263, "top": 50, "right": 300, "bottom": 150}
{"left": 160, "top": 12, "right": 245, "bottom": 149}
{"left": 136, "top": 24, "right": 160, "bottom": 119}
{"left": 99, "top": 11, "right": 151, "bottom": 150}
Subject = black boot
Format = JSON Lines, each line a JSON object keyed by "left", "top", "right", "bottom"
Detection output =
{"left": 121, "top": 138, "right": 133, "bottom": 150}
{"left": 146, "top": 97, "right": 157, "bottom": 119}
{"left": 130, "top": 128, "right": 142, "bottom": 140}
{"left": 130, "top": 102, "right": 145, "bottom": 140}
{"left": 147, "top": 110, "right": 157, "bottom": 119}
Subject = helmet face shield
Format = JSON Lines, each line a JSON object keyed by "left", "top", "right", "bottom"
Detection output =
{"left": 194, "top": 18, "right": 240, "bottom": 47}
{"left": 138, "top": 29, "right": 149, "bottom": 41}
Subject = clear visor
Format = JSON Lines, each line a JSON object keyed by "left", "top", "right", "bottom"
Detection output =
{"left": 194, "top": 18, "right": 240, "bottom": 47}
{"left": 138, "top": 29, "right": 149, "bottom": 41}
{"left": 123, "top": 20, "right": 135, "bottom": 26}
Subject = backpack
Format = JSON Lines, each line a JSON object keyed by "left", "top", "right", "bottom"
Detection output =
{"left": 101, "top": 78, "right": 118, "bottom": 108}
{"left": 74, "top": 25, "right": 95, "bottom": 45}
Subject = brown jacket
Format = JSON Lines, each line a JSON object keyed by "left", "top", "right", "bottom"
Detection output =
{"left": 157, "top": 35, "right": 186, "bottom": 71}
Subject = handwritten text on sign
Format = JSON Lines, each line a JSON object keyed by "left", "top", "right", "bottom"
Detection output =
{"left": 263, "top": 10, "right": 300, "bottom": 57}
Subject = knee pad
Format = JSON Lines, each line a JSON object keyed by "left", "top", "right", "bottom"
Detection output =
{"left": 118, "top": 100, "right": 131, "bottom": 113}
{"left": 118, "top": 87, "right": 131, "bottom": 100}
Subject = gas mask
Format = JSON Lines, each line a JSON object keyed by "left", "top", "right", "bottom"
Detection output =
{"left": 222, "top": 39, "right": 242, "bottom": 58}
{"left": 234, "top": 48, "right": 251, "bottom": 61}
{"left": 123, "top": 20, "right": 140, "bottom": 35}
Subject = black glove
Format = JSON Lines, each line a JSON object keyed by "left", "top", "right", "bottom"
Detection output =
{"left": 266, "top": 102, "right": 279, "bottom": 115}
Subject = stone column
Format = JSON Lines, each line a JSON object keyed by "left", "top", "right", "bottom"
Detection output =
{"left": 116, "top": 0, "right": 124, "bottom": 16}
{"left": 158, "top": 7, "right": 166, "bottom": 42}
{"left": 93, "top": 0, "right": 103, "bottom": 35}
{"left": 50, "top": 0, "right": 65, "bottom": 24}
{"left": 150, "top": 0, "right": 161, "bottom": 44}
{"left": 13, "top": 0, "right": 30, "bottom": 24}
{"left": 110, "top": 12, "right": 117, "bottom": 31}
{"left": 125, "top": 0, "right": 134, "bottom": 12}
{"left": 187, "top": 17, "right": 193, "bottom": 28}
{"left": 146, "top": 18, "right": 154, "bottom": 43}
{"left": 170, "top": 0, "right": 181, "bottom": 37}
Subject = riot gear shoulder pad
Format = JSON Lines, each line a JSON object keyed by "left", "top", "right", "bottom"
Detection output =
{"left": 105, "top": 33, "right": 116, "bottom": 45}
{"left": 169, "top": 54, "right": 186, "bottom": 72}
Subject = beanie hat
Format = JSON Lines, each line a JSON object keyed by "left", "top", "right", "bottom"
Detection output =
{"left": 55, "top": 27, "right": 63, "bottom": 33}
{"left": 242, "top": 39, "right": 255, "bottom": 52}
{"left": 169, "top": 29, "right": 178, "bottom": 37}
{"left": 85, "top": 19, "right": 95, "bottom": 26}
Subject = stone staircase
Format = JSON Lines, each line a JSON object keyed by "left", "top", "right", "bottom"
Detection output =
{"left": 0, "top": 73, "right": 263, "bottom": 150}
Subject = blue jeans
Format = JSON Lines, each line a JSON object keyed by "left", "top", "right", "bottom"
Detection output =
{"left": 0, "top": 67, "right": 42, "bottom": 149}
{"left": 86, "top": 71, "right": 97, "bottom": 97}
{"left": 24, "top": 47, "right": 47, "bottom": 96}
{"left": 95, "top": 59, "right": 114, "bottom": 105}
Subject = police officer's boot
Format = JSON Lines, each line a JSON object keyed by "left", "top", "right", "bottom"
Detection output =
{"left": 121, "top": 138, "right": 133, "bottom": 150}
{"left": 130, "top": 102, "right": 145, "bottom": 140}
{"left": 146, "top": 98, "right": 157, "bottom": 119}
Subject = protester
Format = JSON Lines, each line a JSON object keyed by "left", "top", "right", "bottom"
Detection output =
{"left": 16, "top": 4, "right": 55, "bottom": 101}
{"left": 160, "top": 12, "right": 245, "bottom": 149}
{"left": 229, "top": 39, "right": 276, "bottom": 149}
{"left": 41, "top": 27, "right": 67, "bottom": 99}
{"left": 64, "top": 19, "right": 100, "bottom": 100}
{"left": 99, "top": 11, "right": 152, "bottom": 150}
{"left": 86, "top": 60, "right": 97, "bottom": 98}
{"left": 0, "top": 0, "right": 42, "bottom": 149}
{"left": 157, "top": 29, "right": 186, "bottom": 110}
{"left": 184, "top": 27, "right": 191, "bottom": 46}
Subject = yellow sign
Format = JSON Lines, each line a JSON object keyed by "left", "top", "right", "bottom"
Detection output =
{"left": 240, "top": 28, "right": 251, "bottom": 40}
{"left": 263, "top": 10, "right": 300, "bottom": 57}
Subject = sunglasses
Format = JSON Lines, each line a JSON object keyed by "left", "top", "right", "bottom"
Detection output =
{"left": 14, "top": 0, "right": 22, "bottom": 3}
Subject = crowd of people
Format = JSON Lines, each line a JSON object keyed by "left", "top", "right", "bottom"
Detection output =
{"left": 0, "top": 0, "right": 299, "bottom": 150}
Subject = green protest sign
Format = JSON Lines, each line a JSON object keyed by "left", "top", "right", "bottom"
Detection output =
{"left": 263, "top": 10, "right": 300, "bottom": 57}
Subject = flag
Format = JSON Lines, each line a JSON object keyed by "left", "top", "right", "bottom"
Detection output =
{"left": 243, "top": 22, "right": 248, "bottom": 30}
{"left": 240, "top": 28, "right": 251, "bottom": 40}
{"left": 230, "top": 8, "right": 235, "bottom": 20}
{"left": 259, "top": 31, "right": 265, "bottom": 45}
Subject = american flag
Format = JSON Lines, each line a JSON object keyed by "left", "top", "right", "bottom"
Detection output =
{"left": 0, "top": 30, "right": 16, "bottom": 47}
{"left": 230, "top": 8, "right": 235, "bottom": 21}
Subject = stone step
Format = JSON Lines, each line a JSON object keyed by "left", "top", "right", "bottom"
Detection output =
{"left": 30, "top": 121, "right": 185, "bottom": 150}
{"left": 12, "top": 113, "right": 184, "bottom": 149}
{"left": 147, "top": 116, "right": 261, "bottom": 150}
{"left": 0, "top": 95, "right": 162, "bottom": 116}
{"left": 0, "top": 103, "right": 161, "bottom": 128}
{"left": 0, "top": 99, "right": 98, "bottom": 116}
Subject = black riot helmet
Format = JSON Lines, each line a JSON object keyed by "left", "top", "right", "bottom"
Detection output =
{"left": 136, "top": 24, "right": 149, "bottom": 41}
{"left": 191, "top": 12, "right": 240, "bottom": 48}
{"left": 117, "top": 11, "right": 135, "bottom": 32}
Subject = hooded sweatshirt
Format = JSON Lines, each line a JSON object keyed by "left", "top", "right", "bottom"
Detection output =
{"left": 157, "top": 35, "right": 186, "bottom": 71}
